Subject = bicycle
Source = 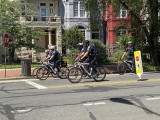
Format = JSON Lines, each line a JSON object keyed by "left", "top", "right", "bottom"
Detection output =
{"left": 68, "top": 62, "right": 106, "bottom": 83}
{"left": 117, "top": 60, "right": 135, "bottom": 75}
{"left": 36, "top": 62, "right": 67, "bottom": 80}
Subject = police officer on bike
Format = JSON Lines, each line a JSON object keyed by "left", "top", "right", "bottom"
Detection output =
{"left": 121, "top": 41, "right": 136, "bottom": 72}
{"left": 80, "top": 40, "right": 98, "bottom": 70}
{"left": 48, "top": 46, "right": 61, "bottom": 72}
{"left": 75, "top": 43, "right": 87, "bottom": 61}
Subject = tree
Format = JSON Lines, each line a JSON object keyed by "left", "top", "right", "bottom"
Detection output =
{"left": 62, "top": 27, "right": 85, "bottom": 49}
{"left": 83, "top": 0, "right": 160, "bottom": 65}
{"left": 0, "top": 0, "right": 44, "bottom": 61}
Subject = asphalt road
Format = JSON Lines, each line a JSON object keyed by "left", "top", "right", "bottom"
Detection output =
{"left": 0, "top": 72, "right": 160, "bottom": 120}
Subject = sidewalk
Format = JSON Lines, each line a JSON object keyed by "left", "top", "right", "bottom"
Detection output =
{"left": 0, "top": 68, "right": 34, "bottom": 80}
{"left": 0, "top": 65, "right": 118, "bottom": 80}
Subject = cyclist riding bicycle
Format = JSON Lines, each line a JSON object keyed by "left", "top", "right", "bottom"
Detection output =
{"left": 80, "top": 40, "right": 98, "bottom": 71}
{"left": 43, "top": 49, "right": 52, "bottom": 64}
{"left": 75, "top": 43, "right": 87, "bottom": 61}
{"left": 48, "top": 46, "right": 61, "bottom": 72}
{"left": 121, "top": 41, "right": 136, "bottom": 72}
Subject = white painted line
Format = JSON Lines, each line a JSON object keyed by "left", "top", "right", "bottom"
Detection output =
{"left": 83, "top": 103, "right": 94, "bottom": 106}
{"left": 146, "top": 97, "right": 160, "bottom": 101}
{"left": 94, "top": 102, "right": 106, "bottom": 105}
{"left": 11, "top": 109, "right": 32, "bottom": 113}
{"left": 24, "top": 80, "right": 47, "bottom": 89}
{"left": 83, "top": 102, "right": 106, "bottom": 106}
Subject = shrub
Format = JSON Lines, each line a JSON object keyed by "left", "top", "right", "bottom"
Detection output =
{"left": 109, "top": 50, "right": 125, "bottom": 62}
{"left": 89, "top": 39, "right": 108, "bottom": 64}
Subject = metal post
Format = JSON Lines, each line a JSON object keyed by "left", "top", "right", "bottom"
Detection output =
{"left": 5, "top": 48, "right": 6, "bottom": 77}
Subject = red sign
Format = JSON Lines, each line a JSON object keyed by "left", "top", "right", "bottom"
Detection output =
{"left": 136, "top": 56, "right": 139, "bottom": 61}
{"left": 4, "top": 33, "right": 9, "bottom": 48}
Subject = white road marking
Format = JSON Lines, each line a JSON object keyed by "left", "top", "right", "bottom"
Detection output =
{"left": 24, "top": 80, "right": 47, "bottom": 89}
{"left": 11, "top": 109, "right": 32, "bottom": 113}
{"left": 146, "top": 97, "right": 160, "bottom": 101}
{"left": 83, "top": 102, "right": 106, "bottom": 106}
{"left": 94, "top": 102, "right": 106, "bottom": 105}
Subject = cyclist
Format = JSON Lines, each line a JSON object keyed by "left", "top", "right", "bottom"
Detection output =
{"left": 48, "top": 46, "right": 61, "bottom": 72}
{"left": 80, "top": 40, "right": 98, "bottom": 71}
{"left": 75, "top": 43, "right": 87, "bottom": 61}
{"left": 121, "top": 41, "right": 136, "bottom": 72}
{"left": 43, "top": 49, "right": 52, "bottom": 63}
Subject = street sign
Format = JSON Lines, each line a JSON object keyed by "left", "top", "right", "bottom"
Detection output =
{"left": 134, "top": 51, "right": 143, "bottom": 80}
{"left": 3, "top": 33, "right": 9, "bottom": 48}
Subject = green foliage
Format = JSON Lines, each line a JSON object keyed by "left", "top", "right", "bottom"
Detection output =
{"left": 0, "top": 0, "right": 45, "bottom": 59}
{"left": 109, "top": 50, "right": 124, "bottom": 62}
{"left": 82, "top": 0, "right": 106, "bottom": 31}
{"left": 62, "top": 27, "right": 85, "bottom": 49}
{"left": 89, "top": 39, "right": 108, "bottom": 64}
{"left": 117, "top": 34, "right": 134, "bottom": 48}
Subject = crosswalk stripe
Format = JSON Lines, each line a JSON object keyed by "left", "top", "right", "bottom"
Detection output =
{"left": 24, "top": 80, "right": 47, "bottom": 89}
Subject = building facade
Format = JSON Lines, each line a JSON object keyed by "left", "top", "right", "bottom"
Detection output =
{"left": 103, "top": 3, "right": 131, "bottom": 55}
{"left": 13, "top": 0, "right": 62, "bottom": 62}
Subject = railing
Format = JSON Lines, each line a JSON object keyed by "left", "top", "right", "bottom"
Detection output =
{"left": 24, "top": 15, "right": 61, "bottom": 23}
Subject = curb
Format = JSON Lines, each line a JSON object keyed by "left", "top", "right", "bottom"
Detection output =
{"left": 0, "top": 76, "right": 34, "bottom": 81}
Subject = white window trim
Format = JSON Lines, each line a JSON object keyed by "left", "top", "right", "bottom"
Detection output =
{"left": 116, "top": 5, "right": 127, "bottom": 18}
{"left": 91, "top": 31, "right": 100, "bottom": 40}
{"left": 73, "top": 1, "right": 86, "bottom": 18}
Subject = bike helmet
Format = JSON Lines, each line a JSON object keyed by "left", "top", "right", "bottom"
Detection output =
{"left": 45, "top": 49, "right": 49, "bottom": 53}
{"left": 49, "top": 46, "right": 55, "bottom": 50}
{"left": 83, "top": 40, "right": 89, "bottom": 45}
{"left": 128, "top": 41, "right": 132, "bottom": 44}
{"left": 77, "top": 43, "right": 83, "bottom": 46}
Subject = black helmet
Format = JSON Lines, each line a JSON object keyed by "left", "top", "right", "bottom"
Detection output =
{"left": 83, "top": 40, "right": 89, "bottom": 45}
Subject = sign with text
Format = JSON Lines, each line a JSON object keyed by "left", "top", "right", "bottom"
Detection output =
{"left": 134, "top": 51, "right": 143, "bottom": 80}
{"left": 3, "top": 33, "right": 9, "bottom": 48}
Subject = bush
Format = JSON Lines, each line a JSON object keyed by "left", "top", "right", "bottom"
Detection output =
{"left": 109, "top": 50, "right": 125, "bottom": 62}
{"left": 117, "top": 34, "right": 134, "bottom": 48}
{"left": 89, "top": 39, "right": 108, "bottom": 64}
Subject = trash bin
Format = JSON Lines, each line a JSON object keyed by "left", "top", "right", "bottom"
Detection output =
{"left": 21, "top": 58, "right": 32, "bottom": 76}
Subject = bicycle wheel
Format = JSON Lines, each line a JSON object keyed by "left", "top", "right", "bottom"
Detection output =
{"left": 117, "top": 63, "right": 126, "bottom": 75}
{"left": 36, "top": 67, "right": 50, "bottom": 80}
{"left": 68, "top": 67, "right": 82, "bottom": 83}
{"left": 65, "top": 66, "right": 74, "bottom": 78}
{"left": 58, "top": 66, "right": 67, "bottom": 79}
{"left": 92, "top": 66, "right": 106, "bottom": 82}
{"left": 32, "top": 68, "right": 38, "bottom": 79}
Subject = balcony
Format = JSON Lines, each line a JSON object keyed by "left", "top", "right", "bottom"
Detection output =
{"left": 21, "top": 15, "right": 61, "bottom": 28}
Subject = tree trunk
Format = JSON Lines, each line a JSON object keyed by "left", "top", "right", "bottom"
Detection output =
{"left": 148, "top": 0, "right": 159, "bottom": 66}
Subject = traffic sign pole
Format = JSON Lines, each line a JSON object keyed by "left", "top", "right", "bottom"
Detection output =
{"left": 3, "top": 33, "right": 9, "bottom": 78}
{"left": 5, "top": 48, "right": 6, "bottom": 77}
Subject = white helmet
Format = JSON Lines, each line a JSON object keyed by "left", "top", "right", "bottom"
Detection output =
{"left": 45, "top": 49, "right": 49, "bottom": 53}
{"left": 77, "top": 43, "right": 83, "bottom": 46}
{"left": 128, "top": 41, "right": 132, "bottom": 44}
{"left": 49, "top": 46, "right": 55, "bottom": 50}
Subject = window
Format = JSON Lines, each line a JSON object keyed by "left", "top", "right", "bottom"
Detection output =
{"left": 77, "top": 26, "right": 85, "bottom": 38}
{"left": 116, "top": 28, "right": 127, "bottom": 42}
{"left": 92, "top": 32, "right": 99, "bottom": 39}
{"left": 50, "top": 3, "right": 53, "bottom": 7}
{"left": 116, "top": 5, "right": 127, "bottom": 18}
{"left": 50, "top": 8, "right": 54, "bottom": 14}
{"left": 73, "top": 2, "right": 85, "bottom": 17}
{"left": 40, "top": 3, "right": 46, "bottom": 6}
{"left": 74, "top": 2, "right": 78, "bottom": 17}
{"left": 80, "top": 2, "right": 85, "bottom": 17}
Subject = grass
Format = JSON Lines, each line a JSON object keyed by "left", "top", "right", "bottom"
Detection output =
{"left": 0, "top": 63, "right": 41, "bottom": 69}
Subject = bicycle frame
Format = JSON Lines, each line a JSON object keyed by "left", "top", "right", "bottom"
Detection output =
{"left": 74, "top": 62, "right": 94, "bottom": 77}
{"left": 124, "top": 60, "right": 133, "bottom": 71}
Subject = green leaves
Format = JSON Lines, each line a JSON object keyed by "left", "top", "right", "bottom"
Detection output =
{"left": 62, "top": 27, "right": 85, "bottom": 49}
